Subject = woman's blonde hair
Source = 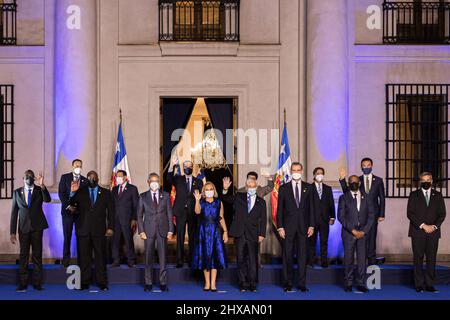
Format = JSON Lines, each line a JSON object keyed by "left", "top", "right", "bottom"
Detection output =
{"left": 202, "top": 181, "right": 218, "bottom": 198}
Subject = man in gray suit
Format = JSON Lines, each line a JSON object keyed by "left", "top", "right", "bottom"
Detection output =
{"left": 137, "top": 173, "right": 174, "bottom": 292}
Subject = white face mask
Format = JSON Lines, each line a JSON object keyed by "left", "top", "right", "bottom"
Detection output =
{"left": 292, "top": 173, "right": 302, "bottom": 181}
{"left": 116, "top": 177, "right": 124, "bottom": 185}
{"left": 315, "top": 174, "right": 324, "bottom": 183}
{"left": 205, "top": 190, "right": 215, "bottom": 198}
{"left": 247, "top": 188, "right": 257, "bottom": 196}
{"left": 150, "top": 182, "right": 159, "bottom": 191}
{"left": 73, "top": 167, "right": 82, "bottom": 176}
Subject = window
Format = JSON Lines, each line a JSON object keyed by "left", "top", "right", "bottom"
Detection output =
{"left": 386, "top": 84, "right": 449, "bottom": 198}
{"left": 383, "top": 0, "right": 450, "bottom": 44}
{"left": 0, "top": 85, "right": 14, "bottom": 199}
{"left": 0, "top": 0, "right": 17, "bottom": 45}
{"left": 159, "top": 0, "right": 239, "bottom": 41}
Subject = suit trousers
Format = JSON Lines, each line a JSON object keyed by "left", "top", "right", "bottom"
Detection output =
{"left": 144, "top": 233, "right": 168, "bottom": 286}
{"left": 343, "top": 232, "right": 367, "bottom": 287}
{"left": 78, "top": 235, "right": 107, "bottom": 286}
{"left": 112, "top": 219, "right": 136, "bottom": 263}
{"left": 367, "top": 219, "right": 378, "bottom": 263}
{"left": 62, "top": 212, "right": 78, "bottom": 262}
{"left": 282, "top": 232, "right": 308, "bottom": 287}
{"left": 307, "top": 220, "right": 330, "bottom": 264}
{"left": 235, "top": 236, "right": 258, "bottom": 287}
{"left": 18, "top": 230, "right": 44, "bottom": 287}
{"left": 412, "top": 235, "right": 439, "bottom": 288}
{"left": 175, "top": 208, "right": 197, "bottom": 265}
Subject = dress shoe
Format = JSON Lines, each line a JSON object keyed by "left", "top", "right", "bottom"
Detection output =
{"left": 176, "top": 263, "right": 184, "bottom": 268}
{"left": 249, "top": 286, "right": 257, "bottom": 293}
{"left": 144, "top": 285, "right": 152, "bottom": 292}
{"left": 239, "top": 286, "right": 247, "bottom": 292}
{"left": 127, "top": 262, "right": 135, "bottom": 268}
{"left": 62, "top": 259, "right": 70, "bottom": 268}
{"left": 160, "top": 285, "right": 168, "bottom": 292}
{"left": 298, "top": 286, "right": 309, "bottom": 293}
{"left": 344, "top": 286, "right": 353, "bottom": 292}
{"left": 368, "top": 259, "right": 377, "bottom": 266}
{"left": 415, "top": 287, "right": 424, "bottom": 293}
{"left": 425, "top": 286, "right": 439, "bottom": 293}
{"left": 204, "top": 287, "right": 211, "bottom": 292}
{"left": 321, "top": 262, "right": 329, "bottom": 268}
{"left": 356, "top": 286, "right": 369, "bottom": 293}
{"left": 33, "top": 285, "right": 44, "bottom": 291}
{"left": 76, "top": 284, "right": 90, "bottom": 291}
{"left": 16, "top": 285, "right": 27, "bottom": 292}
{"left": 284, "top": 285, "right": 293, "bottom": 292}
{"left": 111, "top": 261, "right": 120, "bottom": 268}
{"left": 99, "top": 285, "right": 109, "bottom": 291}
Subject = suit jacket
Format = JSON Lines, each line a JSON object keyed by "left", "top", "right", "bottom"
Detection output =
{"left": 223, "top": 191, "right": 267, "bottom": 242}
{"left": 112, "top": 183, "right": 139, "bottom": 223}
{"left": 407, "top": 189, "right": 446, "bottom": 239}
{"left": 276, "top": 181, "right": 315, "bottom": 236}
{"left": 58, "top": 173, "right": 88, "bottom": 215}
{"left": 340, "top": 175, "right": 386, "bottom": 218}
{"left": 167, "top": 172, "right": 203, "bottom": 217}
{"left": 311, "top": 183, "right": 336, "bottom": 225}
{"left": 338, "top": 192, "right": 375, "bottom": 236}
{"left": 70, "top": 186, "right": 115, "bottom": 237}
{"left": 137, "top": 190, "right": 174, "bottom": 238}
{"left": 10, "top": 186, "right": 51, "bottom": 234}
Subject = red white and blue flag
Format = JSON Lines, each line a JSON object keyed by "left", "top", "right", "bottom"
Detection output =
{"left": 271, "top": 122, "right": 292, "bottom": 227}
{"left": 111, "top": 122, "right": 131, "bottom": 188}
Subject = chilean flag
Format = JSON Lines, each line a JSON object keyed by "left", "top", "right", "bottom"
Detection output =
{"left": 271, "top": 122, "right": 292, "bottom": 227}
{"left": 111, "top": 122, "right": 131, "bottom": 188}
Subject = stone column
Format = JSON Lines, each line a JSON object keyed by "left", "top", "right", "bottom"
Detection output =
{"left": 54, "top": 0, "right": 97, "bottom": 178}
{"left": 306, "top": 0, "right": 348, "bottom": 184}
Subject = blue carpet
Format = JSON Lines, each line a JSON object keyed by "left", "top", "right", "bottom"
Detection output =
{"left": 1, "top": 284, "right": 449, "bottom": 300}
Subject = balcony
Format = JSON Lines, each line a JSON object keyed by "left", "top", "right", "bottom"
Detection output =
{"left": 0, "top": 0, "right": 16, "bottom": 45}
{"left": 159, "top": 0, "right": 239, "bottom": 42}
{"left": 383, "top": 1, "right": 450, "bottom": 44}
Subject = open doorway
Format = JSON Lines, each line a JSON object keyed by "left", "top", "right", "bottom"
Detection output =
{"left": 160, "top": 97, "right": 238, "bottom": 228}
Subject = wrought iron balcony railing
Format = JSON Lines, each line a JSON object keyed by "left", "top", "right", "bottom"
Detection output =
{"left": 159, "top": 0, "right": 239, "bottom": 42}
{"left": 0, "top": 0, "right": 17, "bottom": 45}
{"left": 383, "top": 1, "right": 450, "bottom": 44}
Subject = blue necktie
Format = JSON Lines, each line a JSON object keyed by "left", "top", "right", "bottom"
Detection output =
{"left": 90, "top": 189, "right": 95, "bottom": 206}
{"left": 27, "top": 189, "right": 32, "bottom": 208}
{"left": 247, "top": 194, "right": 252, "bottom": 213}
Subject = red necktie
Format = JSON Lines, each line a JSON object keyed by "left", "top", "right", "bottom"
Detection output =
{"left": 119, "top": 186, "right": 123, "bottom": 196}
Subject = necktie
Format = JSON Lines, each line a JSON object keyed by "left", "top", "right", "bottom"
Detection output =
{"left": 186, "top": 178, "right": 191, "bottom": 193}
{"left": 317, "top": 183, "right": 322, "bottom": 200}
{"left": 153, "top": 192, "right": 158, "bottom": 208}
{"left": 365, "top": 176, "right": 370, "bottom": 193}
{"left": 295, "top": 183, "right": 300, "bottom": 208}
{"left": 119, "top": 186, "right": 123, "bottom": 196}
{"left": 425, "top": 191, "right": 430, "bottom": 207}
{"left": 27, "top": 189, "right": 32, "bottom": 208}
{"left": 90, "top": 189, "right": 95, "bottom": 206}
{"left": 353, "top": 193, "right": 359, "bottom": 211}
{"left": 247, "top": 194, "right": 252, "bottom": 213}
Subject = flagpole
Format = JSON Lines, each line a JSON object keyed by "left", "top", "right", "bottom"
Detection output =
{"left": 119, "top": 108, "right": 122, "bottom": 124}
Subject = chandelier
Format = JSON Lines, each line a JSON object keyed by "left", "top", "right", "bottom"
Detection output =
{"left": 191, "top": 128, "right": 227, "bottom": 170}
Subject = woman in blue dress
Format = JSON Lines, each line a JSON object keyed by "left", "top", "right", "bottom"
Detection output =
{"left": 192, "top": 181, "right": 228, "bottom": 292}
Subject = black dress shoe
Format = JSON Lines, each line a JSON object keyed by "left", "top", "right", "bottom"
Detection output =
{"left": 356, "top": 286, "right": 369, "bottom": 293}
{"left": 298, "top": 286, "right": 309, "bottom": 293}
{"left": 144, "top": 285, "right": 152, "bottom": 292}
{"left": 284, "top": 285, "right": 293, "bottom": 292}
{"left": 62, "top": 260, "right": 70, "bottom": 268}
{"left": 239, "top": 286, "right": 247, "bottom": 292}
{"left": 111, "top": 261, "right": 120, "bottom": 268}
{"left": 249, "top": 286, "right": 257, "bottom": 292}
{"left": 344, "top": 286, "right": 353, "bottom": 292}
{"left": 204, "top": 287, "right": 211, "bottom": 292}
{"left": 16, "top": 285, "right": 27, "bottom": 292}
{"left": 425, "top": 286, "right": 439, "bottom": 293}
{"left": 176, "top": 263, "right": 183, "bottom": 268}
{"left": 321, "top": 262, "right": 329, "bottom": 268}
{"left": 127, "top": 262, "right": 135, "bottom": 268}
{"left": 368, "top": 259, "right": 377, "bottom": 266}
{"left": 415, "top": 287, "right": 424, "bottom": 293}
{"left": 99, "top": 285, "right": 109, "bottom": 291}
{"left": 76, "top": 284, "right": 90, "bottom": 291}
{"left": 33, "top": 285, "right": 44, "bottom": 291}
{"left": 160, "top": 285, "right": 168, "bottom": 292}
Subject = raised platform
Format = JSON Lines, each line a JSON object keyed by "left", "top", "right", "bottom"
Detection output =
{"left": 1, "top": 264, "right": 449, "bottom": 286}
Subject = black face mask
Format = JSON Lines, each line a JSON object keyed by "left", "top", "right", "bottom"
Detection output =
{"left": 421, "top": 182, "right": 432, "bottom": 190}
{"left": 88, "top": 179, "right": 98, "bottom": 188}
{"left": 184, "top": 167, "right": 193, "bottom": 176}
{"left": 349, "top": 182, "right": 360, "bottom": 192}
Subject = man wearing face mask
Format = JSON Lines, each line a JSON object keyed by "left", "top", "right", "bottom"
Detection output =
{"left": 307, "top": 167, "right": 336, "bottom": 268}
{"left": 222, "top": 176, "right": 267, "bottom": 292}
{"left": 167, "top": 160, "right": 203, "bottom": 268}
{"left": 276, "top": 162, "right": 315, "bottom": 292}
{"left": 58, "top": 159, "right": 88, "bottom": 268}
{"left": 137, "top": 173, "right": 174, "bottom": 292}
{"left": 339, "top": 157, "right": 385, "bottom": 265}
{"left": 338, "top": 175, "right": 375, "bottom": 293}
{"left": 69, "top": 171, "right": 114, "bottom": 291}
{"left": 10, "top": 170, "right": 51, "bottom": 292}
{"left": 111, "top": 170, "right": 139, "bottom": 268}
{"left": 236, "top": 171, "right": 274, "bottom": 198}
{"left": 407, "top": 172, "right": 446, "bottom": 293}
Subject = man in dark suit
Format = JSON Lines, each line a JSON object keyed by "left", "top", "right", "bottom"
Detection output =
{"left": 339, "top": 157, "right": 385, "bottom": 265}
{"left": 277, "top": 162, "right": 315, "bottom": 292}
{"left": 407, "top": 172, "right": 446, "bottom": 293}
{"left": 307, "top": 167, "right": 336, "bottom": 268}
{"left": 236, "top": 171, "right": 274, "bottom": 198}
{"left": 138, "top": 173, "right": 174, "bottom": 292}
{"left": 111, "top": 170, "right": 139, "bottom": 268}
{"left": 223, "top": 176, "right": 267, "bottom": 292}
{"left": 10, "top": 170, "right": 51, "bottom": 292}
{"left": 167, "top": 160, "right": 203, "bottom": 268}
{"left": 338, "top": 175, "right": 375, "bottom": 293}
{"left": 69, "top": 171, "right": 114, "bottom": 291}
{"left": 58, "top": 159, "right": 88, "bottom": 267}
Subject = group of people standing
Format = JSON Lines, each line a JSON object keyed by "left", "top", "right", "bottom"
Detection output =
{"left": 9, "top": 157, "right": 446, "bottom": 294}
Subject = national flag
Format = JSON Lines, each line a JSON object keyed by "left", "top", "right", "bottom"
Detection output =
{"left": 111, "top": 122, "right": 131, "bottom": 188}
{"left": 271, "top": 122, "right": 292, "bottom": 227}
